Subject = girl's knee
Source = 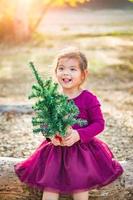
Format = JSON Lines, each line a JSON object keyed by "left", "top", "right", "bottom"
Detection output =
{"left": 72, "top": 191, "right": 89, "bottom": 200}
{"left": 42, "top": 191, "right": 59, "bottom": 200}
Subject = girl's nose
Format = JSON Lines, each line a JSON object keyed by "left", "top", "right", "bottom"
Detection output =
{"left": 63, "top": 70, "right": 69, "bottom": 75}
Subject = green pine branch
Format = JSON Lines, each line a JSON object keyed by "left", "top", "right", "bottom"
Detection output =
{"left": 28, "top": 62, "right": 87, "bottom": 138}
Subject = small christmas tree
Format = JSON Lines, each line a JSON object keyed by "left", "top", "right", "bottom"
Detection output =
{"left": 28, "top": 62, "right": 87, "bottom": 140}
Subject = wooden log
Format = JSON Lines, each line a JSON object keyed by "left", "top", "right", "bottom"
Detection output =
{"left": 0, "top": 157, "right": 72, "bottom": 200}
{"left": 0, "top": 157, "right": 40, "bottom": 200}
{"left": 0, "top": 157, "right": 133, "bottom": 200}
{"left": 0, "top": 105, "right": 33, "bottom": 114}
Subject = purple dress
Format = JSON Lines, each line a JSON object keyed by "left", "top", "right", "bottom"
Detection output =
{"left": 14, "top": 90, "right": 123, "bottom": 194}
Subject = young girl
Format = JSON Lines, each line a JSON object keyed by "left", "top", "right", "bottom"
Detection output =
{"left": 14, "top": 47, "right": 124, "bottom": 200}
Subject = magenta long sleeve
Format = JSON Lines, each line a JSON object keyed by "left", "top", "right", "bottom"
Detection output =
{"left": 77, "top": 105, "right": 105, "bottom": 143}
{"left": 71, "top": 90, "right": 105, "bottom": 143}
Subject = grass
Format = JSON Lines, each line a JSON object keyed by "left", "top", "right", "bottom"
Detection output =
{"left": 29, "top": 31, "right": 133, "bottom": 42}
{"left": 0, "top": 8, "right": 133, "bottom": 94}
{"left": 0, "top": 33, "right": 133, "bottom": 76}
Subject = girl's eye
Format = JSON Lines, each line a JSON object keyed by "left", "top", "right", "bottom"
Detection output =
{"left": 58, "top": 67, "right": 64, "bottom": 71}
{"left": 70, "top": 68, "right": 76, "bottom": 71}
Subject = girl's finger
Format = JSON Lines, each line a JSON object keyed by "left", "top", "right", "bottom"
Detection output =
{"left": 64, "top": 140, "right": 73, "bottom": 146}
{"left": 64, "top": 136, "right": 72, "bottom": 141}
{"left": 66, "top": 126, "right": 72, "bottom": 133}
{"left": 51, "top": 138, "right": 61, "bottom": 146}
{"left": 54, "top": 139, "right": 61, "bottom": 144}
{"left": 66, "top": 142, "right": 73, "bottom": 147}
{"left": 54, "top": 142, "right": 60, "bottom": 146}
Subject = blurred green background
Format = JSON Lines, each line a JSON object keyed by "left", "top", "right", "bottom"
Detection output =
{"left": 0, "top": 0, "right": 133, "bottom": 102}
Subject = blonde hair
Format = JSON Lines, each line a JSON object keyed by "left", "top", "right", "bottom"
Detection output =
{"left": 53, "top": 47, "right": 88, "bottom": 84}
{"left": 54, "top": 47, "right": 88, "bottom": 72}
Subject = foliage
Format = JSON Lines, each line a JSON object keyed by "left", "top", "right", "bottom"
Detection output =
{"left": 28, "top": 62, "right": 87, "bottom": 138}
{"left": 0, "top": 0, "right": 88, "bottom": 42}
{"left": 41, "top": 0, "right": 89, "bottom": 7}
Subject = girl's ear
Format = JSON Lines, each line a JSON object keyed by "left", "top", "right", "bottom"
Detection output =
{"left": 81, "top": 69, "right": 88, "bottom": 84}
{"left": 84, "top": 69, "right": 89, "bottom": 79}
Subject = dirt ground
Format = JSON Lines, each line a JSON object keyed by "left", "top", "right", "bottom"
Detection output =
{"left": 0, "top": 8, "right": 133, "bottom": 161}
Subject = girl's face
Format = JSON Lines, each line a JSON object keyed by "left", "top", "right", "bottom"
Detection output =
{"left": 56, "top": 57, "right": 85, "bottom": 91}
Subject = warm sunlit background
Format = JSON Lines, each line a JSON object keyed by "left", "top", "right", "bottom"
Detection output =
{"left": 0, "top": 0, "right": 133, "bottom": 181}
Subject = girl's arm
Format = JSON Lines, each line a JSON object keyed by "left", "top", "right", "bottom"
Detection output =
{"left": 76, "top": 96, "right": 105, "bottom": 143}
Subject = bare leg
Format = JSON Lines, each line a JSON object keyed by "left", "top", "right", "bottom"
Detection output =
{"left": 73, "top": 191, "right": 89, "bottom": 200}
{"left": 42, "top": 191, "right": 59, "bottom": 200}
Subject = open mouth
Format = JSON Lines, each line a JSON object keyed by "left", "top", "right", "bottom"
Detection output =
{"left": 62, "top": 78, "right": 72, "bottom": 83}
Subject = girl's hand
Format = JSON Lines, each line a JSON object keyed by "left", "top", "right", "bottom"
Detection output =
{"left": 51, "top": 133, "right": 63, "bottom": 146}
{"left": 63, "top": 127, "right": 80, "bottom": 147}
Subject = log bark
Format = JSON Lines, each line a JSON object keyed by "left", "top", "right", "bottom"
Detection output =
{"left": 0, "top": 157, "right": 133, "bottom": 200}
{"left": 0, "top": 157, "right": 72, "bottom": 200}
{"left": 0, "top": 105, "right": 33, "bottom": 114}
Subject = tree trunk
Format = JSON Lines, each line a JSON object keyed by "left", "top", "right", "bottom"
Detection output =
{"left": 0, "top": 157, "right": 133, "bottom": 200}
{"left": 13, "top": 0, "right": 31, "bottom": 41}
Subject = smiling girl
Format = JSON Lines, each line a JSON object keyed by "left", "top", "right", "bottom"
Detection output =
{"left": 15, "top": 47, "right": 124, "bottom": 200}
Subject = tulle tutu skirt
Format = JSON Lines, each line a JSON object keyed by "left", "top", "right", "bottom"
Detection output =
{"left": 14, "top": 137, "right": 123, "bottom": 194}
